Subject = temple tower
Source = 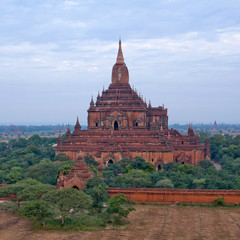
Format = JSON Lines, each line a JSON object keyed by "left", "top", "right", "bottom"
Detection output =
{"left": 111, "top": 40, "right": 129, "bottom": 84}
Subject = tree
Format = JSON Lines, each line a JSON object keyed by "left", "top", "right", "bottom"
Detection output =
{"left": 18, "top": 184, "right": 52, "bottom": 201}
{"left": 155, "top": 179, "right": 174, "bottom": 189}
{"left": 54, "top": 153, "right": 70, "bottom": 162}
{"left": 131, "top": 157, "right": 155, "bottom": 173}
{"left": 21, "top": 200, "right": 51, "bottom": 226}
{"left": 5, "top": 167, "right": 24, "bottom": 183}
{"left": 28, "top": 135, "right": 42, "bottom": 146}
{"left": 0, "top": 179, "right": 44, "bottom": 209}
{"left": 198, "top": 159, "right": 214, "bottom": 169}
{"left": 57, "top": 164, "right": 73, "bottom": 178}
{"left": 192, "top": 178, "right": 206, "bottom": 189}
{"left": 106, "top": 194, "right": 135, "bottom": 225}
{"left": 84, "top": 177, "right": 109, "bottom": 209}
{"left": 25, "top": 161, "right": 58, "bottom": 185}
{"left": 117, "top": 169, "right": 152, "bottom": 188}
{"left": 84, "top": 155, "right": 100, "bottom": 167}
{"left": 43, "top": 188, "right": 92, "bottom": 225}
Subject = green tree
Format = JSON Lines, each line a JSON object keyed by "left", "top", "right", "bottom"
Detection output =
{"left": 192, "top": 178, "right": 206, "bottom": 189}
{"left": 117, "top": 169, "right": 152, "bottom": 188}
{"left": 21, "top": 200, "right": 51, "bottom": 225}
{"left": 155, "top": 178, "right": 174, "bottom": 188}
{"left": 84, "top": 177, "right": 109, "bottom": 209}
{"left": 0, "top": 179, "right": 43, "bottom": 209}
{"left": 5, "top": 167, "right": 24, "bottom": 183}
{"left": 131, "top": 157, "right": 155, "bottom": 173}
{"left": 198, "top": 159, "right": 214, "bottom": 169}
{"left": 25, "top": 161, "right": 58, "bottom": 185}
{"left": 57, "top": 164, "right": 73, "bottom": 178}
{"left": 43, "top": 188, "right": 92, "bottom": 225}
{"left": 54, "top": 153, "right": 70, "bottom": 162}
{"left": 106, "top": 194, "right": 135, "bottom": 225}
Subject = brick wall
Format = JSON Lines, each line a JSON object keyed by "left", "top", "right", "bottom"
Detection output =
{"left": 108, "top": 188, "right": 240, "bottom": 204}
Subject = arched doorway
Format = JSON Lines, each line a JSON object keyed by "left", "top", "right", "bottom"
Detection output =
{"left": 72, "top": 185, "right": 79, "bottom": 190}
{"left": 114, "top": 121, "right": 118, "bottom": 130}
{"left": 158, "top": 165, "right": 161, "bottom": 170}
{"left": 108, "top": 159, "right": 113, "bottom": 164}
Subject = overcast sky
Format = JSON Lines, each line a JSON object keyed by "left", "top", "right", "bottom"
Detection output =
{"left": 0, "top": 0, "right": 240, "bottom": 125}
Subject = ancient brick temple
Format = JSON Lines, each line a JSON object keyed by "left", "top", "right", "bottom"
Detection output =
{"left": 56, "top": 40, "right": 210, "bottom": 171}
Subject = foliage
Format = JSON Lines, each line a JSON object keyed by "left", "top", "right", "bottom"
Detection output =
{"left": 155, "top": 178, "right": 174, "bottom": 188}
{"left": 57, "top": 164, "right": 73, "bottom": 178}
{"left": 54, "top": 153, "right": 70, "bottom": 162}
{"left": 214, "top": 197, "right": 225, "bottom": 206}
{"left": 21, "top": 200, "right": 51, "bottom": 225}
{"left": 43, "top": 188, "right": 92, "bottom": 225}
{"left": 101, "top": 134, "right": 240, "bottom": 190}
{"left": 84, "top": 177, "right": 109, "bottom": 209}
{"left": 106, "top": 194, "right": 135, "bottom": 225}
{"left": 0, "top": 179, "right": 52, "bottom": 209}
{"left": 84, "top": 155, "right": 100, "bottom": 175}
{"left": 84, "top": 155, "right": 100, "bottom": 167}
{"left": 116, "top": 169, "right": 152, "bottom": 188}
{"left": 192, "top": 179, "right": 206, "bottom": 189}
{"left": 198, "top": 159, "right": 214, "bottom": 169}
{"left": 5, "top": 167, "right": 24, "bottom": 183}
{"left": 25, "top": 162, "right": 58, "bottom": 185}
{"left": 0, "top": 135, "right": 59, "bottom": 184}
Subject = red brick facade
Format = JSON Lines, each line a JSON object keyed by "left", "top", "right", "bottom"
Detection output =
{"left": 57, "top": 160, "right": 93, "bottom": 189}
{"left": 108, "top": 188, "right": 240, "bottom": 204}
{"left": 55, "top": 40, "right": 210, "bottom": 170}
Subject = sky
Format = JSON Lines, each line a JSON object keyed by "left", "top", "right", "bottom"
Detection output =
{"left": 0, "top": 0, "right": 240, "bottom": 125}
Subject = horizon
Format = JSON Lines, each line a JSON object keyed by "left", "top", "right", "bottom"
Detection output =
{"left": 1, "top": 122, "right": 240, "bottom": 126}
{"left": 0, "top": 1, "right": 240, "bottom": 124}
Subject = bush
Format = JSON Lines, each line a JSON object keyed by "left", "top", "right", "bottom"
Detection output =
{"left": 106, "top": 194, "right": 135, "bottom": 226}
{"left": 21, "top": 200, "right": 51, "bottom": 225}
{"left": 84, "top": 177, "right": 109, "bottom": 209}
{"left": 155, "top": 179, "right": 174, "bottom": 189}
{"left": 214, "top": 197, "right": 225, "bottom": 206}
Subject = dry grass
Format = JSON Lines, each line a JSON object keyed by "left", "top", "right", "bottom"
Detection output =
{"left": 0, "top": 205, "right": 240, "bottom": 240}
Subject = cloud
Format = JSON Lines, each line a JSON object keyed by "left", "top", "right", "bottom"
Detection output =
{"left": 0, "top": 28, "right": 240, "bottom": 81}
{"left": 64, "top": 1, "right": 79, "bottom": 6}
{"left": 125, "top": 30, "right": 240, "bottom": 56}
{"left": 51, "top": 18, "right": 86, "bottom": 29}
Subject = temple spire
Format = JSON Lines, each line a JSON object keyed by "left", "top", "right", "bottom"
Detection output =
{"left": 66, "top": 124, "right": 71, "bottom": 138}
{"left": 90, "top": 96, "right": 94, "bottom": 107}
{"left": 116, "top": 38, "right": 124, "bottom": 64}
{"left": 57, "top": 131, "right": 62, "bottom": 145}
{"left": 74, "top": 117, "right": 81, "bottom": 131}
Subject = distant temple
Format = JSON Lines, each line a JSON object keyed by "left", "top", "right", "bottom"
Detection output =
{"left": 56, "top": 40, "right": 210, "bottom": 177}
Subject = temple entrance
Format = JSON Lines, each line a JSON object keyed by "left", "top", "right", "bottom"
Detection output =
{"left": 158, "top": 165, "right": 162, "bottom": 170}
{"left": 72, "top": 185, "right": 79, "bottom": 190}
{"left": 108, "top": 159, "right": 113, "bottom": 164}
{"left": 114, "top": 121, "right": 119, "bottom": 130}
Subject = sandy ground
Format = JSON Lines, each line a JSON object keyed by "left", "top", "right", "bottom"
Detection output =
{"left": 0, "top": 205, "right": 240, "bottom": 240}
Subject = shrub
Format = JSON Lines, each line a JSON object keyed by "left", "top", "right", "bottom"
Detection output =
{"left": 155, "top": 179, "right": 174, "bottom": 189}
{"left": 21, "top": 200, "right": 51, "bottom": 225}
{"left": 214, "top": 197, "right": 225, "bottom": 206}
{"left": 106, "top": 194, "right": 135, "bottom": 226}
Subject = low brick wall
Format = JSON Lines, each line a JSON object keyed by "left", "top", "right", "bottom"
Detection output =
{"left": 108, "top": 188, "right": 240, "bottom": 204}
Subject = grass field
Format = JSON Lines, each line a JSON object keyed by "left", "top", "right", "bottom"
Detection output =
{"left": 0, "top": 204, "right": 240, "bottom": 240}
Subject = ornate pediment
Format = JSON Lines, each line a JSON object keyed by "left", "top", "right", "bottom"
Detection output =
{"left": 110, "top": 111, "right": 122, "bottom": 116}
{"left": 176, "top": 152, "right": 191, "bottom": 164}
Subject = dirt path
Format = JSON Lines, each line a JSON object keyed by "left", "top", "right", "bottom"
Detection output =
{"left": 1, "top": 205, "right": 240, "bottom": 240}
